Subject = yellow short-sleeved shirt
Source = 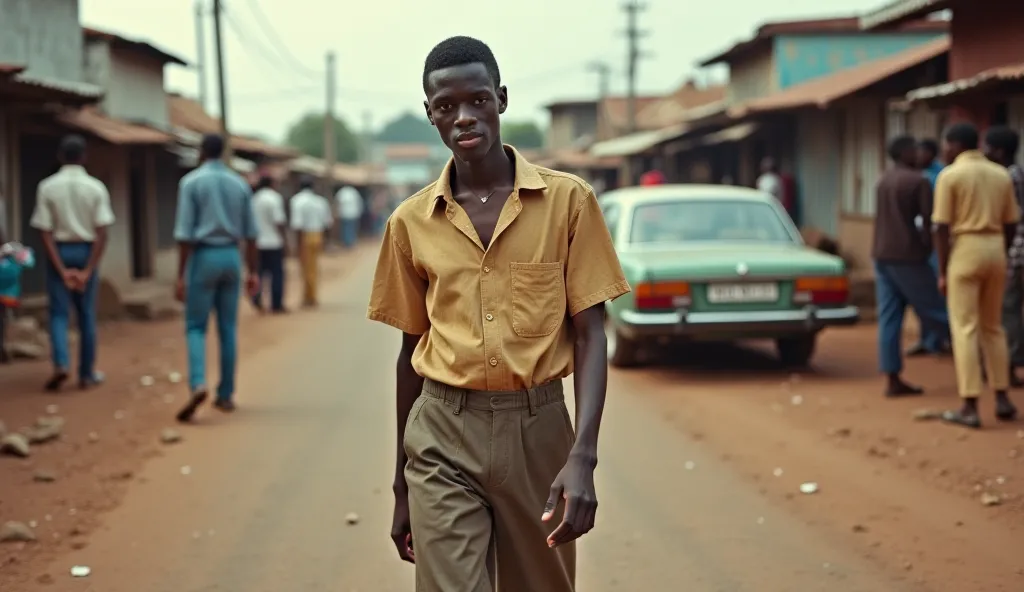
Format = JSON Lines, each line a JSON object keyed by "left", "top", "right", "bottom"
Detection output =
{"left": 932, "top": 150, "right": 1020, "bottom": 234}
{"left": 367, "top": 146, "right": 630, "bottom": 391}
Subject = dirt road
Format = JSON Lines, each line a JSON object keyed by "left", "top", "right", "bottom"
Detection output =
{"left": 4, "top": 246, "right": 1022, "bottom": 591}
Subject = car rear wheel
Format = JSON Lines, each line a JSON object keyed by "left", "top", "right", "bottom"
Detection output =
{"left": 606, "top": 313, "right": 641, "bottom": 368}
{"left": 776, "top": 335, "right": 817, "bottom": 368}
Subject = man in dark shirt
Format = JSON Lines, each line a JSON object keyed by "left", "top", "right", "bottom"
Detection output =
{"left": 872, "top": 135, "right": 950, "bottom": 397}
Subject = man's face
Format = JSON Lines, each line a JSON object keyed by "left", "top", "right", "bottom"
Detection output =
{"left": 423, "top": 62, "right": 507, "bottom": 162}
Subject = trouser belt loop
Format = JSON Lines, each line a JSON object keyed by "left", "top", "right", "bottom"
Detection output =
{"left": 527, "top": 388, "right": 538, "bottom": 416}
{"left": 453, "top": 389, "right": 464, "bottom": 415}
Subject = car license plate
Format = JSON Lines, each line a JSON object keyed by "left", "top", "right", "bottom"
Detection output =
{"left": 707, "top": 283, "right": 778, "bottom": 303}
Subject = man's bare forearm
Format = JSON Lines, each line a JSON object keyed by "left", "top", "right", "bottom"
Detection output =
{"left": 245, "top": 239, "right": 258, "bottom": 275}
{"left": 84, "top": 227, "right": 108, "bottom": 277}
{"left": 569, "top": 306, "right": 608, "bottom": 466}
{"left": 933, "top": 224, "right": 951, "bottom": 276}
{"left": 394, "top": 332, "right": 425, "bottom": 492}
{"left": 40, "top": 231, "right": 64, "bottom": 274}
{"left": 177, "top": 242, "right": 194, "bottom": 280}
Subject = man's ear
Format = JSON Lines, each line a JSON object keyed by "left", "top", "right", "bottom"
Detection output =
{"left": 497, "top": 86, "right": 508, "bottom": 115}
{"left": 423, "top": 101, "right": 434, "bottom": 126}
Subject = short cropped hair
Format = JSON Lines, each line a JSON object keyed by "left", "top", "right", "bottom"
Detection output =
{"left": 58, "top": 134, "right": 86, "bottom": 163}
{"left": 919, "top": 138, "right": 939, "bottom": 158}
{"left": 201, "top": 134, "right": 225, "bottom": 159}
{"left": 888, "top": 135, "right": 917, "bottom": 162}
{"left": 422, "top": 36, "right": 501, "bottom": 93}
{"left": 944, "top": 122, "right": 979, "bottom": 150}
{"left": 985, "top": 125, "right": 1020, "bottom": 159}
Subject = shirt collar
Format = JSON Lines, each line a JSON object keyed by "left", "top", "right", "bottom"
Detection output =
{"left": 954, "top": 150, "right": 986, "bottom": 163}
{"left": 425, "top": 145, "right": 547, "bottom": 218}
{"left": 60, "top": 164, "right": 85, "bottom": 174}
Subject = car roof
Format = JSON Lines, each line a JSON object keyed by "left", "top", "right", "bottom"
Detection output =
{"left": 599, "top": 184, "right": 774, "bottom": 207}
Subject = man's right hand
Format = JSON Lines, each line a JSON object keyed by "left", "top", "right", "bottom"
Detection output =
{"left": 390, "top": 490, "right": 415, "bottom": 563}
{"left": 61, "top": 269, "right": 80, "bottom": 291}
{"left": 174, "top": 278, "right": 186, "bottom": 302}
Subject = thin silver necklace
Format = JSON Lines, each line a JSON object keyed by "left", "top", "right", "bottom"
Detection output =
{"left": 477, "top": 189, "right": 497, "bottom": 203}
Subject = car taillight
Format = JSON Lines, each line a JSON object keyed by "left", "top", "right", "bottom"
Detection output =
{"left": 794, "top": 276, "right": 848, "bottom": 305}
{"left": 635, "top": 280, "right": 691, "bottom": 310}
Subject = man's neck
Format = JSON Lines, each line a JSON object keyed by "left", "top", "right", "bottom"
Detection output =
{"left": 451, "top": 143, "right": 513, "bottom": 194}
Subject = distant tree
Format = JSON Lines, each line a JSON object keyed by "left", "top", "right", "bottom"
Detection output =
{"left": 283, "top": 112, "right": 359, "bottom": 162}
{"left": 377, "top": 112, "right": 439, "bottom": 144}
{"left": 502, "top": 120, "right": 545, "bottom": 149}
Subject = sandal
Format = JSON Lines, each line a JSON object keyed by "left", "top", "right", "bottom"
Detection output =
{"left": 941, "top": 410, "right": 982, "bottom": 429}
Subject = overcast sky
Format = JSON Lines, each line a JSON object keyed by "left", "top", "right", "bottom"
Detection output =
{"left": 81, "top": 0, "right": 886, "bottom": 142}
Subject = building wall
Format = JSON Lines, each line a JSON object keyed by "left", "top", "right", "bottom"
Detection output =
{"left": 104, "top": 49, "right": 170, "bottom": 128}
{"left": 82, "top": 40, "right": 112, "bottom": 91}
{"left": 547, "top": 105, "right": 598, "bottom": 150}
{"left": 728, "top": 45, "right": 776, "bottom": 103}
{"left": 0, "top": 0, "right": 83, "bottom": 82}
{"left": 85, "top": 142, "right": 134, "bottom": 288}
{"left": 795, "top": 110, "right": 842, "bottom": 236}
{"left": 838, "top": 99, "right": 886, "bottom": 272}
{"left": 0, "top": 107, "right": 12, "bottom": 240}
{"left": 774, "top": 33, "right": 946, "bottom": 90}
{"left": 949, "top": 9, "right": 1024, "bottom": 80}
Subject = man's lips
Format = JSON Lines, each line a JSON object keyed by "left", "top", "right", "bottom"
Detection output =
{"left": 456, "top": 134, "right": 483, "bottom": 149}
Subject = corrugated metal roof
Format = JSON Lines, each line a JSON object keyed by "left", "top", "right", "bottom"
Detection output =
{"left": 906, "top": 62, "right": 1024, "bottom": 101}
{"left": 534, "top": 149, "right": 622, "bottom": 170}
{"left": 287, "top": 156, "right": 386, "bottom": 185}
{"left": 58, "top": 107, "right": 174, "bottom": 145}
{"left": 0, "top": 63, "right": 25, "bottom": 76}
{"left": 83, "top": 27, "right": 189, "bottom": 66}
{"left": 730, "top": 36, "right": 949, "bottom": 116}
{"left": 635, "top": 82, "right": 727, "bottom": 129}
{"left": 168, "top": 94, "right": 298, "bottom": 159}
{"left": 859, "top": 0, "right": 951, "bottom": 30}
{"left": 589, "top": 124, "right": 687, "bottom": 158}
{"left": 5, "top": 72, "right": 103, "bottom": 101}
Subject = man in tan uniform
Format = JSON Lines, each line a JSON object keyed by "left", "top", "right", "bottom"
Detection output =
{"left": 367, "top": 36, "right": 629, "bottom": 591}
{"left": 933, "top": 122, "right": 1020, "bottom": 428}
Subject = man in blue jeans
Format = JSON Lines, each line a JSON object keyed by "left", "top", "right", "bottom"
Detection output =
{"left": 30, "top": 135, "right": 113, "bottom": 391}
{"left": 873, "top": 136, "right": 950, "bottom": 397}
{"left": 172, "top": 134, "right": 259, "bottom": 422}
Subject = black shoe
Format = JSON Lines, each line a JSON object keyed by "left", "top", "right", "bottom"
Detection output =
{"left": 44, "top": 370, "right": 69, "bottom": 392}
{"left": 213, "top": 399, "right": 236, "bottom": 413}
{"left": 176, "top": 389, "right": 208, "bottom": 423}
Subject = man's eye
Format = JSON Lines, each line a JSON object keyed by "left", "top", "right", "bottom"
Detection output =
{"left": 474, "top": 97, "right": 488, "bottom": 105}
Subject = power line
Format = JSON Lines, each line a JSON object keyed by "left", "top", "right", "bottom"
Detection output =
{"left": 243, "top": 0, "right": 322, "bottom": 78}
{"left": 222, "top": 3, "right": 319, "bottom": 83}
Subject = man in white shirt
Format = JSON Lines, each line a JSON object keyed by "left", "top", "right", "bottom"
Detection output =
{"left": 290, "top": 177, "right": 332, "bottom": 307}
{"left": 29, "top": 135, "right": 114, "bottom": 391}
{"left": 335, "top": 184, "right": 363, "bottom": 248}
{"left": 250, "top": 175, "right": 288, "bottom": 313}
{"left": 756, "top": 157, "right": 783, "bottom": 200}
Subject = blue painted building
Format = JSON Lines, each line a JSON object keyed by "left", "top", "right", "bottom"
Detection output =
{"left": 773, "top": 34, "right": 945, "bottom": 89}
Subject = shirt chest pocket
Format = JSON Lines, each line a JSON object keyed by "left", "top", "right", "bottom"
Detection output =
{"left": 509, "top": 262, "right": 566, "bottom": 338}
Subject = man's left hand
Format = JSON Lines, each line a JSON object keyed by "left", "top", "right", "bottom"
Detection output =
{"left": 245, "top": 273, "right": 260, "bottom": 297}
{"left": 542, "top": 455, "right": 598, "bottom": 548}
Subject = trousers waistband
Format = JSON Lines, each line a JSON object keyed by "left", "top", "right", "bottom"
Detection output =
{"left": 422, "top": 378, "right": 564, "bottom": 415}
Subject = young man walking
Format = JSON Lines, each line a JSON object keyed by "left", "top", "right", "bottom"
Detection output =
{"left": 873, "top": 136, "right": 950, "bottom": 397}
{"left": 30, "top": 135, "right": 112, "bottom": 391}
{"left": 933, "top": 123, "right": 1020, "bottom": 428}
{"left": 335, "top": 183, "right": 363, "bottom": 248}
{"left": 290, "top": 177, "right": 332, "bottom": 307}
{"left": 250, "top": 174, "right": 288, "bottom": 313}
{"left": 173, "top": 134, "right": 259, "bottom": 422}
{"left": 985, "top": 126, "right": 1024, "bottom": 386}
{"left": 367, "top": 36, "right": 629, "bottom": 591}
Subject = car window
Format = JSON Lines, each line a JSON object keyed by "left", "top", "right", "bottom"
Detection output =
{"left": 601, "top": 203, "right": 621, "bottom": 242}
{"left": 629, "top": 199, "right": 793, "bottom": 244}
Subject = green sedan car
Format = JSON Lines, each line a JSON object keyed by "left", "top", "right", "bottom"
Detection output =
{"left": 600, "top": 184, "right": 859, "bottom": 368}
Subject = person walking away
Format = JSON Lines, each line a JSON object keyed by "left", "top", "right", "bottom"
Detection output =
{"left": 906, "top": 138, "right": 951, "bottom": 357}
{"left": 985, "top": 126, "right": 1024, "bottom": 387}
{"left": 173, "top": 134, "right": 260, "bottom": 422}
{"left": 872, "top": 136, "right": 950, "bottom": 397}
{"left": 367, "top": 36, "right": 630, "bottom": 591}
{"left": 933, "top": 123, "right": 1020, "bottom": 428}
{"left": 250, "top": 174, "right": 288, "bottom": 313}
{"left": 29, "top": 135, "right": 112, "bottom": 391}
{"left": 335, "top": 184, "right": 363, "bottom": 248}
{"left": 757, "top": 157, "right": 783, "bottom": 199}
{"left": 291, "top": 177, "right": 332, "bottom": 307}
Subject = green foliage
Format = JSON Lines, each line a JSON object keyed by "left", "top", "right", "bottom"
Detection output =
{"left": 283, "top": 112, "right": 359, "bottom": 162}
{"left": 502, "top": 120, "right": 545, "bottom": 149}
{"left": 377, "top": 112, "right": 438, "bottom": 144}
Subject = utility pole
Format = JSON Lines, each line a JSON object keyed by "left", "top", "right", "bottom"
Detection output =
{"left": 212, "top": 0, "right": 231, "bottom": 160}
{"left": 194, "top": 0, "right": 207, "bottom": 111}
{"left": 323, "top": 51, "right": 337, "bottom": 196}
{"left": 588, "top": 61, "right": 611, "bottom": 101}
{"left": 622, "top": 0, "right": 648, "bottom": 134}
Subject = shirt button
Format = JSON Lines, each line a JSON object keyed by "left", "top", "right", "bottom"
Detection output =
{"left": 489, "top": 357, "right": 498, "bottom": 367}
{"left": 485, "top": 313, "right": 494, "bottom": 321}
{"left": 483, "top": 266, "right": 491, "bottom": 273}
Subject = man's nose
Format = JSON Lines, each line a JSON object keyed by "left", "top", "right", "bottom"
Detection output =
{"left": 455, "top": 107, "right": 477, "bottom": 128}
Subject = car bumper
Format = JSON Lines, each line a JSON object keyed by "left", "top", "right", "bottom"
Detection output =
{"left": 615, "top": 305, "right": 860, "bottom": 341}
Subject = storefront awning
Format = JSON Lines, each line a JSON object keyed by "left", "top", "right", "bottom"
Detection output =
{"left": 58, "top": 108, "right": 174, "bottom": 145}
{"left": 729, "top": 36, "right": 949, "bottom": 116}
{"left": 588, "top": 124, "right": 687, "bottom": 158}
{"left": 664, "top": 122, "right": 760, "bottom": 154}
{"left": 906, "top": 62, "right": 1024, "bottom": 103}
